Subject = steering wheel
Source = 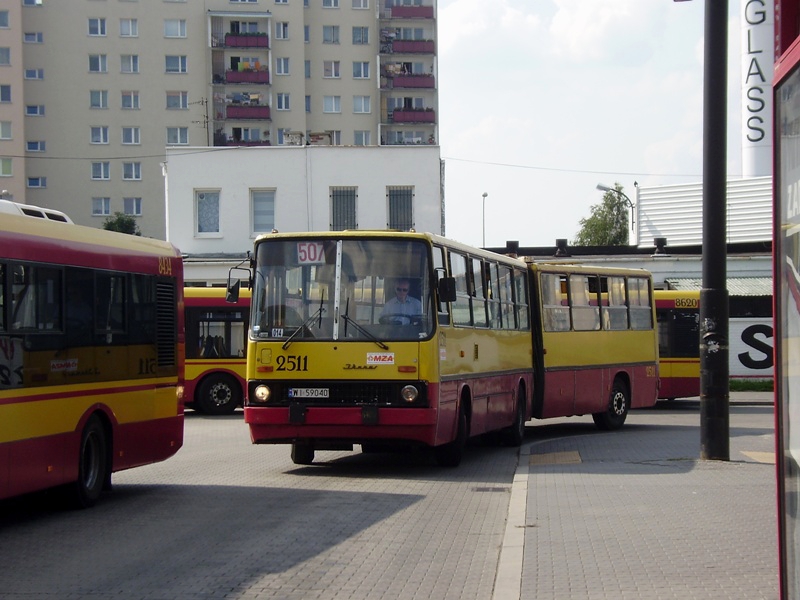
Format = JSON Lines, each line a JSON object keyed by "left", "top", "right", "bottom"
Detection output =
{"left": 379, "top": 314, "right": 411, "bottom": 325}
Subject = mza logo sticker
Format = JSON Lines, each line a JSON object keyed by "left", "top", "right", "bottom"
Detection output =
{"left": 367, "top": 352, "right": 395, "bottom": 365}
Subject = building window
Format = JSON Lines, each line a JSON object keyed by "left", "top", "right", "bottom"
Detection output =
{"left": 166, "top": 91, "right": 188, "bottom": 109}
{"left": 90, "top": 90, "right": 108, "bottom": 109}
{"left": 305, "top": 60, "right": 311, "bottom": 78}
{"left": 0, "top": 158, "right": 11, "bottom": 177}
{"left": 24, "top": 69, "right": 44, "bottom": 80}
{"left": 275, "top": 0, "right": 288, "bottom": 4}
{"left": 275, "top": 22, "right": 289, "bottom": 40}
{"left": 353, "top": 96, "right": 371, "bottom": 114}
{"left": 123, "top": 197, "right": 142, "bottom": 216}
{"left": 277, "top": 93, "right": 290, "bottom": 111}
{"left": 330, "top": 130, "right": 342, "bottom": 145}
{"left": 26, "top": 105, "right": 45, "bottom": 116}
{"left": 0, "top": 121, "right": 10, "bottom": 139}
{"left": 0, "top": 85, "right": 9, "bottom": 103}
{"left": 276, "top": 57, "right": 289, "bottom": 75}
{"left": 304, "top": 25, "right": 310, "bottom": 43}
{"left": 167, "top": 127, "right": 188, "bottom": 144}
{"left": 0, "top": 11, "right": 8, "bottom": 28}
{"left": 26, "top": 141, "right": 46, "bottom": 152}
{"left": 305, "top": 95, "right": 311, "bottom": 113}
{"left": 89, "top": 54, "right": 107, "bottom": 73}
{"left": 252, "top": 190, "right": 275, "bottom": 234}
{"left": 352, "top": 26, "right": 368, "bottom": 44}
{"left": 122, "top": 127, "right": 140, "bottom": 145}
{"left": 196, "top": 191, "right": 220, "bottom": 234}
{"left": 92, "top": 197, "right": 111, "bottom": 216}
{"left": 121, "top": 54, "right": 139, "bottom": 73}
{"left": 121, "top": 90, "right": 140, "bottom": 109}
{"left": 353, "top": 0, "right": 368, "bottom": 8}
{"left": 354, "top": 130, "right": 370, "bottom": 146}
{"left": 92, "top": 162, "right": 110, "bottom": 180}
{"left": 27, "top": 177, "right": 47, "bottom": 188}
{"left": 164, "top": 19, "right": 186, "bottom": 38}
{"left": 330, "top": 187, "right": 357, "bottom": 231}
{"left": 323, "top": 96, "right": 341, "bottom": 113}
{"left": 323, "top": 0, "right": 339, "bottom": 7}
{"left": 88, "top": 18, "right": 107, "bottom": 37}
{"left": 353, "top": 61, "right": 370, "bottom": 79}
{"left": 91, "top": 126, "right": 109, "bottom": 144}
{"left": 323, "top": 60, "right": 340, "bottom": 78}
{"left": 323, "top": 26, "right": 340, "bottom": 44}
{"left": 165, "top": 55, "right": 187, "bottom": 74}
{"left": 120, "top": 18, "right": 138, "bottom": 37}
{"left": 387, "top": 186, "right": 414, "bottom": 230}
{"left": 24, "top": 33, "right": 43, "bottom": 43}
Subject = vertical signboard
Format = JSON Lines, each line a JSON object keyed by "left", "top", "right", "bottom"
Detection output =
{"left": 742, "top": 0, "right": 774, "bottom": 177}
{"left": 775, "top": 44, "right": 800, "bottom": 600}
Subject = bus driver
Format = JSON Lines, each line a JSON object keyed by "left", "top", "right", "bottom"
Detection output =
{"left": 381, "top": 278, "right": 422, "bottom": 322}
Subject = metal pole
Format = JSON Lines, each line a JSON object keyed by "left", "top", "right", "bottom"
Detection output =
{"left": 482, "top": 192, "right": 487, "bottom": 247}
{"left": 700, "top": 0, "right": 730, "bottom": 461}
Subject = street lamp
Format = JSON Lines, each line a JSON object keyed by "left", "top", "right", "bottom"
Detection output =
{"left": 596, "top": 183, "right": 635, "bottom": 230}
{"left": 482, "top": 192, "right": 488, "bottom": 247}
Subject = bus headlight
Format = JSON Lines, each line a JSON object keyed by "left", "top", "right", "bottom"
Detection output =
{"left": 253, "top": 385, "right": 272, "bottom": 403}
{"left": 401, "top": 385, "right": 419, "bottom": 403}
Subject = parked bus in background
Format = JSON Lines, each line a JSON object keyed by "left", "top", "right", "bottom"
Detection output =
{"left": 184, "top": 287, "right": 249, "bottom": 415}
{"left": 0, "top": 202, "right": 184, "bottom": 507}
{"left": 229, "top": 231, "right": 659, "bottom": 467}
{"left": 654, "top": 290, "right": 701, "bottom": 400}
{"left": 654, "top": 289, "right": 773, "bottom": 400}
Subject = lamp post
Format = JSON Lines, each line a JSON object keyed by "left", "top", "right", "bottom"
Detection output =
{"left": 482, "top": 192, "right": 488, "bottom": 247}
{"left": 596, "top": 183, "right": 635, "bottom": 230}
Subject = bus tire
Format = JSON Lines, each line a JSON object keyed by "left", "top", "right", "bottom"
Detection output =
{"left": 70, "top": 415, "right": 109, "bottom": 509}
{"left": 592, "top": 379, "right": 629, "bottom": 431}
{"left": 291, "top": 442, "right": 315, "bottom": 465}
{"left": 196, "top": 374, "right": 241, "bottom": 415}
{"left": 435, "top": 405, "right": 467, "bottom": 467}
{"left": 499, "top": 389, "right": 526, "bottom": 447}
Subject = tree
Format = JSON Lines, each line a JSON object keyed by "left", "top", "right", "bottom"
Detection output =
{"left": 573, "top": 184, "right": 630, "bottom": 246}
{"left": 103, "top": 212, "right": 141, "bottom": 236}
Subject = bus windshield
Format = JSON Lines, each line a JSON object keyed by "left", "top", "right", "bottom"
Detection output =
{"left": 251, "top": 238, "right": 433, "bottom": 342}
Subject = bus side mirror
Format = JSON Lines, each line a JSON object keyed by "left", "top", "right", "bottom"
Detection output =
{"left": 226, "top": 279, "right": 241, "bottom": 303}
{"left": 438, "top": 277, "right": 456, "bottom": 303}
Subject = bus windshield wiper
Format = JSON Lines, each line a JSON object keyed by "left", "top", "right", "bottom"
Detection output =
{"left": 341, "top": 312, "right": 389, "bottom": 350}
{"left": 282, "top": 292, "right": 325, "bottom": 350}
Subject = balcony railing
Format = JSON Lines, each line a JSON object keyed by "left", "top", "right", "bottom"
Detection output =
{"left": 392, "top": 74, "right": 435, "bottom": 89}
{"left": 225, "top": 69, "right": 270, "bottom": 84}
{"left": 226, "top": 105, "right": 271, "bottom": 119}
{"left": 391, "top": 109, "right": 436, "bottom": 123}
{"left": 225, "top": 33, "right": 269, "bottom": 48}
{"left": 383, "top": 40, "right": 435, "bottom": 54}
{"left": 383, "top": 6, "right": 434, "bottom": 19}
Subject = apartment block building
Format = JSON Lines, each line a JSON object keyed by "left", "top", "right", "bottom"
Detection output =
{"left": 0, "top": 0, "right": 439, "bottom": 239}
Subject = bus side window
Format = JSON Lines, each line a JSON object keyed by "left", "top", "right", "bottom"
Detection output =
{"left": 471, "top": 258, "right": 488, "bottom": 328}
{"left": 432, "top": 245, "right": 450, "bottom": 325}
{"left": 603, "top": 276, "right": 628, "bottom": 330}
{"left": 628, "top": 277, "right": 653, "bottom": 330}
{"left": 541, "top": 273, "right": 569, "bottom": 332}
{"left": 450, "top": 252, "right": 472, "bottom": 327}
{"left": 570, "top": 274, "right": 600, "bottom": 331}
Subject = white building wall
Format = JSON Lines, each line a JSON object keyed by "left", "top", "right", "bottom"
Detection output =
{"left": 165, "top": 145, "right": 443, "bottom": 283}
{"left": 635, "top": 176, "right": 772, "bottom": 247}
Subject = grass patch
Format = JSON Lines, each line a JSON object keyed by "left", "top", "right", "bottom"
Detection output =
{"left": 729, "top": 379, "right": 773, "bottom": 392}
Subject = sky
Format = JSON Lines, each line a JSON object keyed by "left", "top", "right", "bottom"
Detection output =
{"left": 436, "top": 0, "right": 746, "bottom": 249}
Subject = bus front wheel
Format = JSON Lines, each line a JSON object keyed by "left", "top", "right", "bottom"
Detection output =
{"left": 435, "top": 405, "right": 467, "bottom": 467}
{"left": 291, "top": 442, "right": 315, "bottom": 465}
{"left": 196, "top": 374, "right": 241, "bottom": 415}
{"left": 592, "top": 379, "right": 629, "bottom": 431}
{"left": 69, "top": 415, "right": 109, "bottom": 509}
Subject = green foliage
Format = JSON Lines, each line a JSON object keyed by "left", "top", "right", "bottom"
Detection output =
{"left": 729, "top": 379, "right": 773, "bottom": 392}
{"left": 103, "top": 212, "right": 141, "bottom": 236}
{"left": 573, "top": 184, "right": 630, "bottom": 246}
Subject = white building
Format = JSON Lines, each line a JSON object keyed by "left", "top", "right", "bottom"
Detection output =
{"left": 165, "top": 144, "right": 444, "bottom": 284}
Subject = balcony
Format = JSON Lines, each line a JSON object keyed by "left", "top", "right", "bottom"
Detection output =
{"left": 225, "top": 33, "right": 269, "bottom": 48}
{"left": 392, "top": 109, "right": 435, "bottom": 123}
{"left": 383, "top": 6, "right": 434, "bottom": 19}
{"left": 383, "top": 40, "right": 435, "bottom": 54}
{"left": 225, "top": 69, "right": 270, "bottom": 84}
{"left": 226, "top": 105, "right": 270, "bottom": 119}
{"left": 392, "top": 74, "right": 435, "bottom": 89}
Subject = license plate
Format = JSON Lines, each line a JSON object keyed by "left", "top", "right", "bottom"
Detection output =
{"left": 288, "top": 388, "right": 329, "bottom": 398}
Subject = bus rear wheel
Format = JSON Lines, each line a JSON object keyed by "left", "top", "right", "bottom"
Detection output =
{"left": 592, "top": 379, "right": 629, "bottom": 431}
{"left": 196, "top": 374, "right": 241, "bottom": 415}
{"left": 69, "top": 415, "right": 109, "bottom": 509}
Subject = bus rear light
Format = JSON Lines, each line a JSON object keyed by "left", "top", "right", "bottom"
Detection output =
{"left": 401, "top": 385, "right": 419, "bottom": 403}
{"left": 254, "top": 385, "right": 272, "bottom": 402}
{"left": 397, "top": 366, "right": 417, "bottom": 373}
{"left": 257, "top": 365, "right": 274, "bottom": 373}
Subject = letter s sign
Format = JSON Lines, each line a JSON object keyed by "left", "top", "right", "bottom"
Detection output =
{"left": 737, "top": 323, "right": 774, "bottom": 370}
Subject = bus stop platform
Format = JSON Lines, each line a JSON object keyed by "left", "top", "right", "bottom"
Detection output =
{"left": 496, "top": 392, "right": 779, "bottom": 600}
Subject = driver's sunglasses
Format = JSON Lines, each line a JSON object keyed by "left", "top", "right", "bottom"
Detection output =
{"left": 396, "top": 287, "right": 408, "bottom": 292}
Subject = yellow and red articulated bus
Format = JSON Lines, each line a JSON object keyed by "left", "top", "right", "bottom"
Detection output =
{"left": 184, "top": 287, "right": 249, "bottom": 415}
{"left": 230, "top": 231, "right": 659, "bottom": 467}
{"left": 0, "top": 208, "right": 184, "bottom": 507}
{"left": 654, "top": 290, "right": 701, "bottom": 401}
